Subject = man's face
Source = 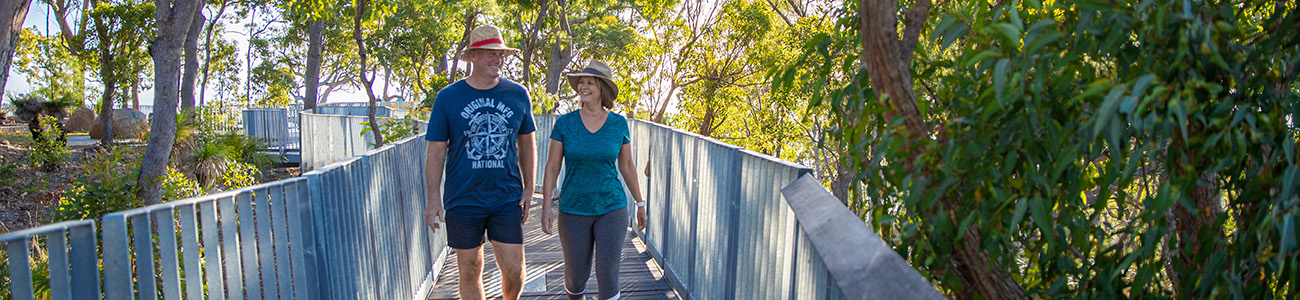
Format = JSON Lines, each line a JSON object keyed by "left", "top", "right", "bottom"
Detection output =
{"left": 471, "top": 49, "right": 507, "bottom": 78}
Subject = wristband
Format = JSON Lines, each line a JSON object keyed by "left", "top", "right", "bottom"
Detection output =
{"left": 635, "top": 201, "right": 646, "bottom": 207}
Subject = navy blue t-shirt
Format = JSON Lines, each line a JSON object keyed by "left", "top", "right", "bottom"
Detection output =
{"left": 426, "top": 79, "right": 536, "bottom": 210}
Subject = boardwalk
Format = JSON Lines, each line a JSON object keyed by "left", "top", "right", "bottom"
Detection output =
{"left": 426, "top": 196, "right": 681, "bottom": 300}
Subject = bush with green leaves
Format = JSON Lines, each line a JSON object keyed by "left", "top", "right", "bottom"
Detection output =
{"left": 361, "top": 116, "right": 421, "bottom": 147}
{"left": 29, "top": 115, "right": 68, "bottom": 172}
{"left": 776, "top": 0, "right": 1297, "bottom": 298}
{"left": 53, "top": 148, "right": 142, "bottom": 222}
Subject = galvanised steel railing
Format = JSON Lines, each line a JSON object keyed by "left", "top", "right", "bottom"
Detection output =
{"left": 314, "top": 102, "right": 396, "bottom": 118}
{"left": 100, "top": 180, "right": 319, "bottom": 300}
{"left": 1, "top": 112, "right": 939, "bottom": 300}
{"left": 1, "top": 136, "right": 437, "bottom": 300}
{"left": 626, "top": 120, "right": 846, "bottom": 300}
{"left": 0, "top": 220, "right": 99, "bottom": 300}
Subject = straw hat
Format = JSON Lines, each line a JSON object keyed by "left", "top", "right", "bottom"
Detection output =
{"left": 459, "top": 25, "right": 520, "bottom": 61}
{"left": 565, "top": 60, "right": 619, "bottom": 103}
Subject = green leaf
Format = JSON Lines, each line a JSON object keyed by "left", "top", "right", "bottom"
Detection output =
{"left": 1092, "top": 85, "right": 1125, "bottom": 139}
{"left": 964, "top": 50, "right": 1001, "bottom": 67}
{"left": 1010, "top": 197, "right": 1029, "bottom": 232}
{"left": 941, "top": 22, "right": 970, "bottom": 52}
{"left": 989, "top": 23, "right": 1021, "bottom": 47}
{"left": 994, "top": 58, "right": 1010, "bottom": 101}
{"left": 957, "top": 213, "right": 978, "bottom": 237}
{"left": 1030, "top": 197, "right": 1055, "bottom": 245}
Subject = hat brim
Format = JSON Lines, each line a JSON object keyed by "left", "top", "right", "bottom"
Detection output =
{"left": 459, "top": 46, "right": 521, "bottom": 61}
{"left": 566, "top": 73, "right": 619, "bottom": 102}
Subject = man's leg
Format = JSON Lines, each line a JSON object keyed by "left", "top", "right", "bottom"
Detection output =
{"left": 456, "top": 246, "right": 486, "bottom": 300}
{"left": 445, "top": 205, "right": 491, "bottom": 300}
{"left": 486, "top": 200, "right": 527, "bottom": 300}
{"left": 491, "top": 241, "right": 526, "bottom": 300}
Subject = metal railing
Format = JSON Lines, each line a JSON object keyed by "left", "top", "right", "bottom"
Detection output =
{"left": 301, "top": 135, "right": 441, "bottom": 299}
{"left": 314, "top": 103, "right": 397, "bottom": 118}
{"left": 298, "top": 112, "right": 427, "bottom": 172}
{"left": 100, "top": 179, "right": 319, "bottom": 300}
{"left": 0, "top": 220, "right": 99, "bottom": 300}
{"left": 2, "top": 112, "right": 938, "bottom": 300}
{"left": 243, "top": 108, "right": 301, "bottom": 152}
{"left": 1, "top": 126, "right": 438, "bottom": 300}
{"left": 628, "top": 120, "right": 844, "bottom": 300}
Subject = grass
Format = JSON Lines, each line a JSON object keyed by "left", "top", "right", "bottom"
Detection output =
{"left": 0, "top": 130, "right": 32, "bottom": 145}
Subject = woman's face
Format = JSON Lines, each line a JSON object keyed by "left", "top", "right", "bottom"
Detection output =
{"left": 576, "top": 77, "right": 602, "bottom": 106}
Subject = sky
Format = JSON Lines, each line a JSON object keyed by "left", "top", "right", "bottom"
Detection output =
{"left": 3, "top": 3, "right": 373, "bottom": 108}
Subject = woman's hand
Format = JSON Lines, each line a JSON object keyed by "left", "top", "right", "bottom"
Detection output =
{"left": 636, "top": 206, "right": 648, "bottom": 232}
{"left": 541, "top": 208, "right": 555, "bottom": 235}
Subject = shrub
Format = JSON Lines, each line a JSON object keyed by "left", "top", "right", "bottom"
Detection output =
{"left": 53, "top": 148, "right": 141, "bottom": 222}
{"left": 0, "top": 156, "right": 17, "bottom": 187}
{"left": 361, "top": 116, "right": 421, "bottom": 147}
{"left": 29, "top": 115, "right": 67, "bottom": 171}
{"left": 161, "top": 168, "right": 203, "bottom": 201}
{"left": 218, "top": 161, "right": 260, "bottom": 190}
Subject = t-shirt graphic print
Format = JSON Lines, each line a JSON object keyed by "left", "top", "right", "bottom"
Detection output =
{"left": 427, "top": 79, "right": 536, "bottom": 210}
{"left": 462, "top": 98, "right": 514, "bottom": 168}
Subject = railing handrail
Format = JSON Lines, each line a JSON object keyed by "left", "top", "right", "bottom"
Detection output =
{"left": 3, "top": 112, "right": 934, "bottom": 300}
{"left": 782, "top": 174, "right": 945, "bottom": 299}
{"left": 0, "top": 220, "right": 95, "bottom": 243}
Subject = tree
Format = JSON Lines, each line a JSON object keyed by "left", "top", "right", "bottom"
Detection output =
{"left": 179, "top": 2, "right": 205, "bottom": 113}
{"left": 13, "top": 28, "right": 86, "bottom": 109}
{"left": 136, "top": 0, "right": 204, "bottom": 204}
{"left": 87, "top": 0, "right": 155, "bottom": 146}
{"left": 0, "top": 0, "right": 33, "bottom": 94}
{"left": 776, "top": 0, "right": 1300, "bottom": 298}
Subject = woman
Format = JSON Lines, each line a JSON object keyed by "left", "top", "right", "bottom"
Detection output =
{"left": 540, "top": 60, "right": 648, "bottom": 300}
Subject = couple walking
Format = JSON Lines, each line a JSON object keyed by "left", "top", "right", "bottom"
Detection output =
{"left": 423, "top": 25, "right": 648, "bottom": 300}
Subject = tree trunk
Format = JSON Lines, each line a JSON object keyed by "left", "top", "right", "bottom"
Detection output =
{"left": 130, "top": 83, "right": 139, "bottom": 110}
{"left": 544, "top": 41, "right": 571, "bottom": 96}
{"left": 93, "top": 0, "right": 117, "bottom": 146}
{"left": 448, "top": 11, "right": 477, "bottom": 84}
{"left": 244, "top": 6, "right": 256, "bottom": 104}
{"left": 857, "top": 1, "right": 1026, "bottom": 299}
{"left": 353, "top": 0, "right": 384, "bottom": 147}
{"left": 1165, "top": 145, "right": 1224, "bottom": 295}
{"left": 0, "top": 0, "right": 32, "bottom": 94}
{"left": 180, "top": 6, "right": 206, "bottom": 113}
{"left": 305, "top": 19, "right": 323, "bottom": 112}
{"left": 544, "top": 0, "right": 574, "bottom": 99}
{"left": 137, "top": 0, "right": 204, "bottom": 205}
{"left": 47, "top": 0, "right": 84, "bottom": 55}
{"left": 199, "top": 1, "right": 231, "bottom": 108}
{"left": 520, "top": 0, "right": 550, "bottom": 85}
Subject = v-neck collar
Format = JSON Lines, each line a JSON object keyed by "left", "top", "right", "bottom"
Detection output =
{"left": 579, "top": 110, "right": 609, "bottom": 134}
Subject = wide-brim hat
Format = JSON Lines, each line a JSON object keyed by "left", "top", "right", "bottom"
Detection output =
{"left": 565, "top": 60, "right": 618, "bottom": 101}
{"left": 458, "top": 25, "right": 520, "bottom": 61}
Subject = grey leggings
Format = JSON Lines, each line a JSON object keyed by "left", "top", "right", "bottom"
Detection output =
{"left": 558, "top": 207, "right": 628, "bottom": 300}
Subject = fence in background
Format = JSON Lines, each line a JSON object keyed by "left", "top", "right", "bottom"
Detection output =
{"left": 243, "top": 108, "right": 300, "bottom": 153}
{"left": 315, "top": 102, "right": 397, "bottom": 118}
{"left": 298, "top": 112, "right": 426, "bottom": 172}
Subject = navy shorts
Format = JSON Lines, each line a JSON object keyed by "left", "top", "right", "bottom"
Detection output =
{"left": 445, "top": 200, "right": 524, "bottom": 249}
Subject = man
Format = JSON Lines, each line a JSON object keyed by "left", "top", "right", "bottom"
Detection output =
{"left": 424, "top": 25, "right": 536, "bottom": 300}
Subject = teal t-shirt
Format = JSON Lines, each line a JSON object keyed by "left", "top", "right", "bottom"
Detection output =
{"left": 551, "top": 110, "right": 630, "bottom": 216}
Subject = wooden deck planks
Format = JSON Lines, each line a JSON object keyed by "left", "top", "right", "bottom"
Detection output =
{"left": 426, "top": 198, "right": 679, "bottom": 300}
